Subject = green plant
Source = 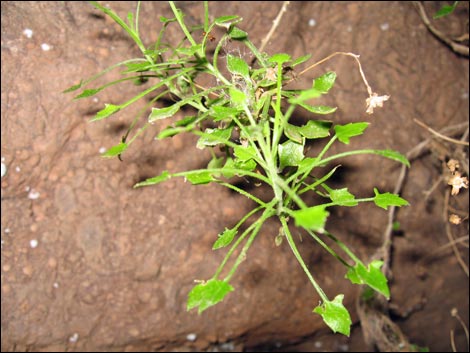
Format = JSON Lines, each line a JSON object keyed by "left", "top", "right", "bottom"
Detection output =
{"left": 65, "top": 1, "right": 410, "bottom": 336}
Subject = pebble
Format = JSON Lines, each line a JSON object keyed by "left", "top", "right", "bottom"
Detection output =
{"left": 186, "top": 333, "right": 197, "bottom": 342}
{"left": 28, "top": 189, "right": 40, "bottom": 200}
{"left": 30, "top": 239, "right": 38, "bottom": 248}
{"left": 69, "top": 333, "right": 79, "bottom": 343}
{"left": 380, "top": 22, "right": 390, "bottom": 31}
{"left": 41, "top": 43, "right": 52, "bottom": 51}
{"left": 308, "top": 18, "right": 316, "bottom": 27}
{"left": 1, "top": 163, "right": 6, "bottom": 178}
{"left": 23, "top": 28, "right": 33, "bottom": 38}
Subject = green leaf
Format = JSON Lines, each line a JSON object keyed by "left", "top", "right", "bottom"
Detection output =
{"left": 74, "top": 88, "right": 103, "bottom": 100}
{"left": 229, "top": 88, "right": 247, "bottom": 109}
{"left": 176, "top": 44, "right": 202, "bottom": 56}
{"left": 268, "top": 53, "right": 291, "bottom": 65}
{"left": 298, "top": 120, "right": 332, "bottom": 139}
{"left": 185, "top": 171, "right": 215, "bottom": 185}
{"left": 134, "top": 170, "right": 171, "bottom": 188}
{"left": 433, "top": 2, "right": 458, "bottom": 19}
{"left": 345, "top": 260, "right": 390, "bottom": 299}
{"left": 278, "top": 140, "right": 304, "bottom": 169}
{"left": 63, "top": 80, "right": 83, "bottom": 93}
{"left": 213, "top": 228, "right": 237, "bottom": 250}
{"left": 211, "top": 105, "right": 241, "bottom": 121}
{"left": 187, "top": 279, "right": 234, "bottom": 314}
{"left": 288, "top": 88, "right": 323, "bottom": 104}
{"left": 298, "top": 103, "right": 337, "bottom": 115}
{"left": 313, "top": 294, "right": 352, "bottom": 336}
{"left": 215, "top": 15, "right": 240, "bottom": 24}
{"left": 334, "top": 122, "right": 369, "bottom": 144}
{"left": 292, "top": 205, "right": 329, "bottom": 232}
{"left": 373, "top": 188, "right": 409, "bottom": 210}
{"left": 92, "top": 103, "right": 121, "bottom": 121}
{"left": 227, "top": 55, "right": 250, "bottom": 79}
{"left": 228, "top": 26, "right": 247, "bottom": 40}
{"left": 196, "top": 127, "right": 233, "bottom": 149}
{"left": 374, "top": 149, "right": 410, "bottom": 167}
{"left": 233, "top": 144, "right": 257, "bottom": 161}
{"left": 291, "top": 54, "right": 312, "bottom": 67}
{"left": 329, "top": 188, "right": 358, "bottom": 207}
{"left": 285, "top": 124, "right": 303, "bottom": 144}
{"left": 149, "top": 105, "right": 180, "bottom": 122}
{"left": 233, "top": 158, "right": 257, "bottom": 172}
{"left": 101, "top": 142, "right": 128, "bottom": 158}
{"left": 313, "top": 71, "right": 337, "bottom": 93}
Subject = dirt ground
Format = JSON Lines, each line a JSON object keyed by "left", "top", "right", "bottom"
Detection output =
{"left": 1, "top": 1, "right": 468, "bottom": 352}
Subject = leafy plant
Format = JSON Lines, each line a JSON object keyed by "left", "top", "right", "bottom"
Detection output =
{"left": 66, "top": 1, "right": 410, "bottom": 336}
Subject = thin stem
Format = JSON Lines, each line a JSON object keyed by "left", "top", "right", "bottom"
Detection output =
{"left": 281, "top": 217, "right": 329, "bottom": 302}
{"left": 213, "top": 206, "right": 265, "bottom": 279}
{"left": 306, "top": 229, "right": 351, "bottom": 268}
{"left": 324, "top": 231, "right": 361, "bottom": 264}
{"left": 169, "top": 1, "right": 197, "bottom": 47}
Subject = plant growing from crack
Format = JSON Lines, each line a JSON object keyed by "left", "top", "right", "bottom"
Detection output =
{"left": 65, "top": 1, "right": 410, "bottom": 336}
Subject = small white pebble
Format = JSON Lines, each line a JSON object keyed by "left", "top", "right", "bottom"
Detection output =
{"left": 69, "top": 333, "right": 79, "bottom": 343}
{"left": 23, "top": 28, "right": 33, "bottom": 38}
{"left": 308, "top": 18, "right": 316, "bottom": 27}
{"left": 4, "top": 228, "right": 10, "bottom": 234}
{"left": 314, "top": 341, "right": 323, "bottom": 348}
{"left": 339, "top": 343, "right": 349, "bottom": 352}
{"left": 28, "top": 189, "right": 40, "bottom": 200}
{"left": 1, "top": 157, "right": 5, "bottom": 162}
{"left": 461, "top": 92, "right": 469, "bottom": 99}
{"left": 30, "top": 239, "right": 38, "bottom": 248}
{"left": 15, "top": 166, "right": 21, "bottom": 172}
{"left": 99, "top": 147, "right": 107, "bottom": 154}
{"left": 346, "top": 25, "right": 353, "bottom": 33}
{"left": 53, "top": 282, "right": 59, "bottom": 288}
{"left": 92, "top": 97, "right": 99, "bottom": 103}
{"left": 25, "top": 186, "right": 30, "bottom": 192}
{"left": 1, "top": 163, "right": 6, "bottom": 178}
{"left": 41, "top": 43, "right": 51, "bottom": 51}
{"left": 186, "top": 333, "right": 197, "bottom": 342}
{"left": 380, "top": 22, "right": 390, "bottom": 31}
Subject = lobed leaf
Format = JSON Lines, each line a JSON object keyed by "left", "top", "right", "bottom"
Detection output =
{"left": 233, "top": 144, "right": 257, "bottom": 161}
{"left": 329, "top": 188, "right": 358, "bottom": 207}
{"left": 334, "top": 122, "right": 369, "bottom": 144}
{"left": 292, "top": 205, "right": 329, "bottom": 232}
{"left": 313, "top": 294, "right": 352, "bottom": 336}
{"left": 196, "top": 127, "right": 233, "bottom": 149}
{"left": 313, "top": 71, "right": 337, "bottom": 93}
{"left": 185, "top": 171, "right": 215, "bottom": 185}
{"left": 373, "top": 188, "right": 409, "bottom": 210}
{"left": 187, "top": 279, "right": 234, "bottom": 314}
{"left": 213, "top": 228, "right": 237, "bottom": 250}
{"left": 345, "top": 260, "right": 390, "bottom": 299}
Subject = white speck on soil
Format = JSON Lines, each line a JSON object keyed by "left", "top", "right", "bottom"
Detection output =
{"left": 1, "top": 157, "right": 5, "bottom": 162}
{"left": 380, "top": 22, "right": 390, "bottom": 31}
{"left": 30, "top": 239, "right": 38, "bottom": 248}
{"left": 308, "top": 18, "right": 316, "bottom": 27}
{"left": 41, "top": 43, "right": 51, "bottom": 51}
{"left": 28, "top": 189, "right": 40, "bottom": 200}
{"left": 1, "top": 163, "right": 6, "bottom": 178}
{"left": 23, "top": 28, "right": 33, "bottom": 38}
{"left": 186, "top": 333, "right": 197, "bottom": 342}
{"left": 4, "top": 228, "right": 10, "bottom": 234}
{"left": 461, "top": 92, "right": 469, "bottom": 99}
{"left": 339, "top": 343, "right": 349, "bottom": 351}
{"left": 15, "top": 166, "right": 21, "bottom": 172}
{"left": 53, "top": 282, "right": 59, "bottom": 288}
{"left": 314, "top": 341, "right": 323, "bottom": 348}
{"left": 99, "top": 147, "right": 107, "bottom": 154}
{"left": 346, "top": 25, "right": 353, "bottom": 32}
{"left": 69, "top": 333, "right": 79, "bottom": 343}
{"left": 25, "top": 186, "right": 30, "bottom": 192}
{"left": 93, "top": 97, "right": 99, "bottom": 103}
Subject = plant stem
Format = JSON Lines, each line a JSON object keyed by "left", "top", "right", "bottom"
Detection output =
{"left": 281, "top": 217, "right": 329, "bottom": 303}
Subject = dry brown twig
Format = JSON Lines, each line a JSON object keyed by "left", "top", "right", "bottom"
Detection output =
{"left": 413, "top": 1, "right": 469, "bottom": 57}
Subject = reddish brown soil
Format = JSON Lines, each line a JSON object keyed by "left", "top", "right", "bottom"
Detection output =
{"left": 1, "top": 2, "right": 468, "bottom": 352}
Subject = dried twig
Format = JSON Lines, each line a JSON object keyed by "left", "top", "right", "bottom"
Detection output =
{"left": 414, "top": 118, "right": 469, "bottom": 146}
{"left": 451, "top": 308, "right": 470, "bottom": 352}
{"left": 258, "top": 1, "right": 290, "bottom": 54}
{"left": 413, "top": 1, "right": 469, "bottom": 57}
